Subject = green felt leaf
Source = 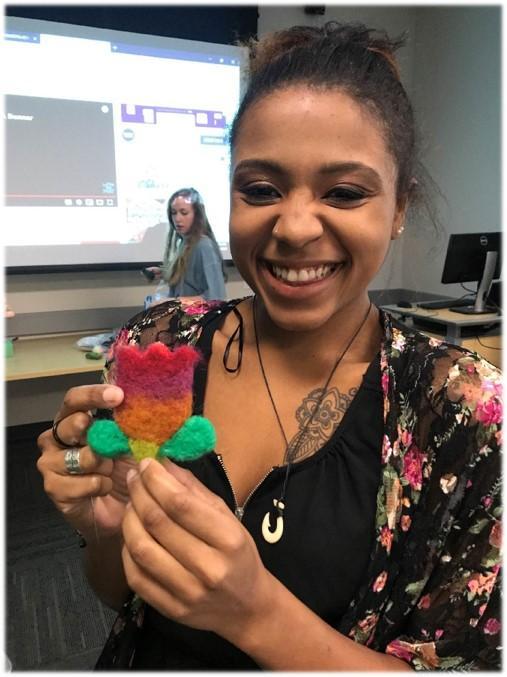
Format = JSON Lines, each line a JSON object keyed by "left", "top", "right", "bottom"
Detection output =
{"left": 87, "top": 419, "right": 130, "bottom": 458}
{"left": 159, "top": 416, "right": 216, "bottom": 461}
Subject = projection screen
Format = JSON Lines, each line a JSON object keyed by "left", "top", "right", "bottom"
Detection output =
{"left": 5, "top": 16, "right": 245, "bottom": 271}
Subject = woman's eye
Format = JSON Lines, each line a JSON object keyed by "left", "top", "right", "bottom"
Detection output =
{"left": 238, "top": 183, "right": 280, "bottom": 204}
{"left": 325, "top": 186, "right": 368, "bottom": 205}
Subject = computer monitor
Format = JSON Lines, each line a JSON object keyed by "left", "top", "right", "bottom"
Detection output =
{"left": 441, "top": 232, "right": 501, "bottom": 314}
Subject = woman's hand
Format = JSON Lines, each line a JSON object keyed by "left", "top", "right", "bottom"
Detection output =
{"left": 37, "top": 384, "right": 136, "bottom": 539}
{"left": 122, "top": 460, "right": 414, "bottom": 670}
{"left": 144, "top": 266, "right": 162, "bottom": 280}
{"left": 122, "top": 458, "right": 274, "bottom": 642}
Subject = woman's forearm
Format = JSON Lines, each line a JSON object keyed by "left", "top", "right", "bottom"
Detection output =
{"left": 82, "top": 530, "right": 129, "bottom": 611}
{"left": 228, "top": 571, "right": 412, "bottom": 671}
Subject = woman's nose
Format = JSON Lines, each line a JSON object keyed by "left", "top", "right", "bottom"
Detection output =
{"left": 272, "top": 200, "right": 324, "bottom": 248}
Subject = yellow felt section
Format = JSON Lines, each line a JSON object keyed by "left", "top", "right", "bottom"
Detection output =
{"left": 116, "top": 393, "right": 192, "bottom": 444}
{"left": 129, "top": 438, "right": 160, "bottom": 462}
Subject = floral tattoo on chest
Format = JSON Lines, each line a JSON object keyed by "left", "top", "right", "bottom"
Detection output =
{"left": 284, "top": 385, "right": 358, "bottom": 462}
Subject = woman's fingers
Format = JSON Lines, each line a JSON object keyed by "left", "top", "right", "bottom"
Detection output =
{"left": 159, "top": 457, "right": 223, "bottom": 504}
{"left": 51, "top": 411, "right": 92, "bottom": 447}
{"left": 57, "top": 383, "right": 124, "bottom": 420}
{"left": 52, "top": 384, "right": 124, "bottom": 446}
{"left": 130, "top": 459, "right": 242, "bottom": 552}
{"left": 37, "top": 430, "right": 114, "bottom": 476}
{"left": 36, "top": 385, "right": 131, "bottom": 536}
{"left": 37, "top": 438, "right": 114, "bottom": 503}
{"left": 36, "top": 443, "right": 129, "bottom": 534}
{"left": 124, "top": 462, "right": 269, "bottom": 638}
{"left": 126, "top": 468, "right": 222, "bottom": 576}
{"left": 123, "top": 475, "right": 243, "bottom": 626}
{"left": 121, "top": 543, "right": 192, "bottom": 623}
{"left": 122, "top": 502, "right": 205, "bottom": 604}
{"left": 43, "top": 471, "right": 113, "bottom": 504}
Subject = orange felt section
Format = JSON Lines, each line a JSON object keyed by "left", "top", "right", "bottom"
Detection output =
{"left": 115, "top": 393, "right": 192, "bottom": 444}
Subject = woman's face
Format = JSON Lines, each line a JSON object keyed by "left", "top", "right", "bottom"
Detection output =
{"left": 230, "top": 86, "right": 406, "bottom": 331}
{"left": 170, "top": 196, "right": 195, "bottom": 236}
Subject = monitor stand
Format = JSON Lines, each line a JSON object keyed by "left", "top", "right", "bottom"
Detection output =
{"left": 448, "top": 251, "right": 499, "bottom": 315}
{"left": 449, "top": 304, "right": 497, "bottom": 315}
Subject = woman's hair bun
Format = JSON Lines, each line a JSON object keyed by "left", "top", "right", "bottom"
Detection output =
{"left": 247, "top": 22, "right": 404, "bottom": 82}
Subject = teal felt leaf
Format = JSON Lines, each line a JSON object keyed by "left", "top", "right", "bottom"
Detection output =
{"left": 159, "top": 416, "right": 216, "bottom": 461}
{"left": 87, "top": 419, "right": 130, "bottom": 458}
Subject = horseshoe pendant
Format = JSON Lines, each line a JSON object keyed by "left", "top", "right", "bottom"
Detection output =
{"left": 261, "top": 499, "right": 285, "bottom": 544}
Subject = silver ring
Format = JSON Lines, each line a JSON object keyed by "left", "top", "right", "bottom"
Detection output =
{"left": 64, "top": 447, "right": 83, "bottom": 475}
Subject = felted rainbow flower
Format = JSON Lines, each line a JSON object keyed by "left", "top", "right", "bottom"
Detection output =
{"left": 87, "top": 342, "right": 215, "bottom": 462}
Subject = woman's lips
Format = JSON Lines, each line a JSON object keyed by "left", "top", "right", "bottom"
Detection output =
{"left": 266, "top": 260, "right": 342, "bottom": 283}
{"left": 260, "top": 260, "right": 344, "bottom": 298}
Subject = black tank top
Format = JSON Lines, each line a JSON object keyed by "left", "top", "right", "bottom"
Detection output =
{"left": 131, "top": 309, "right": 383, "bottom": 670}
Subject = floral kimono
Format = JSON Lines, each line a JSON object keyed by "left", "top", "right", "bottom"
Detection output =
{"left": 97, "top": 298, "right": 501, "bottom": 671}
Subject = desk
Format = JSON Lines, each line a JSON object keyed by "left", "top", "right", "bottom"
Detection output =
{"left": 5, "top": 332, "right": 107, "bottom": 382}
{"left": 5, "top": 332, "right": 111, "bottom": 426}
{"left": 382, "top": 305, "right": 502, "bottom": 368}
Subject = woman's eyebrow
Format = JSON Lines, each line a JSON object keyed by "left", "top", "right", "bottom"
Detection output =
{"left": 318, "top": 161, "right": 383, "bottom": 186}
{"left": 232, "top": 159, "right": 285, "bottom": 175}
{"left": 233, "top": 159, "right": 382, "bottom": 185}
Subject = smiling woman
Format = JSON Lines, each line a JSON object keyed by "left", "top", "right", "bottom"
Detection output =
{"left": 229, "top": 87, "right": 403, "bottom": 332}
{"left": 36, "top": 21, "right": 501, "bottom": 671}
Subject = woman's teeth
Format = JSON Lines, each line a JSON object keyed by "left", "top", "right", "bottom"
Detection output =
{"left": 271, "top": 263, "right": 337, "bottom": 283}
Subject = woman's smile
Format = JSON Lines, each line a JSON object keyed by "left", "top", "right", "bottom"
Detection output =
{"left": 259, "top": 258, "right": 345, "bottom": 301}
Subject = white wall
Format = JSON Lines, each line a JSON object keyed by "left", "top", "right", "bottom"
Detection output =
{"left": 403, "top": 6, "right": 501, "bottom": 296}
{"left": 6, "top": 267, "right": 250, "bottom": 316}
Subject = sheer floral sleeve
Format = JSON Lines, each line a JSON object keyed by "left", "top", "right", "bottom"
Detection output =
{"left": 382, "top": 352, "right": 502, "bottom": 670}
{"left": 343, "top": 317, "right": 502, "bottom": 671}
{"left": 102, "top": 298, "right": 225, "bottom": 383}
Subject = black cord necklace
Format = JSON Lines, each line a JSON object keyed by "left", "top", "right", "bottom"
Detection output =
{"left": 252, "top": 296, "right": 373, "bottom": 544}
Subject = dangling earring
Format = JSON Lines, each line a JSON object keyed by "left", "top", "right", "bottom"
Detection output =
{"left": 397, "top": 225, "right": 405, "bottom": 236}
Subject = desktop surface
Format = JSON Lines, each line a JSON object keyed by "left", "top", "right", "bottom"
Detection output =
{"left": 385, "top": 304, "right": 500, "bottom": 326}
{"left": 382, "top": 303, "right": 501, "bottom": 342}
{"left": 5, "top": 332, "right": 107, "bottom": 381}
{"left": 411, "top": 315, "right": 499, "bottom": 339}
{"left": 382, "top": 303, "right": 501, "bottom": 367}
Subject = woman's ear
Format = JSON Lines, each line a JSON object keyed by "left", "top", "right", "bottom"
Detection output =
{"left": 391, "top": 197, "right": 408, "bottom": 240}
